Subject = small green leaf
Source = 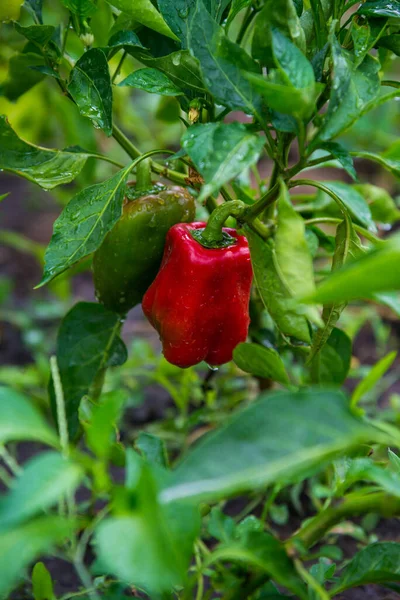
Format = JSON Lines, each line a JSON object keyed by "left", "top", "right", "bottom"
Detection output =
{"left": 104, "top": 0, "right": 179, "bottom": 40}
{"left": 0, "top": 452, "right": 83, "bottom": 530}
{"left": 182, "top": 122, "right": 264, "bottom": 202}
{"left": 0, "top": 517, "right": 73, "bottom": 599}
{"left": 0, "top": 115, "right": 89, "bottom": 190}
{"left": 49, "top": 302, "right": 127, "bottom": 438}
{"left": 351, "top": 351, "right": 397, "bottom": 409}
{"left": 14, "top": 23, "right": 57, "bottom": 50}
{"left": 119, "top": 68, "right": 183, "bottom": 96}
{"left": 0, "top": 387, "right": 56, "bottom": 446}
{"left": 157, "top": 0, "right": 196, "bottom": 47}
{"left": 161, "top": 388, "right": 391, "bottom": 504}
{"left": 68, "top": 48, "right": 113, "bottom": 136}
{"left": 245, "top": 226, "right": 311, "bottom": 343}
{"left": 84, "top": 390, "right": 127, "bottom": 459}
{"left": 233, "top": 342, "right": 290, "bottom": 386}
{"left": 333, "top": 542, "right": 400, "bottom": 595}
{"left": 226, "top": 0, "right": 251, "bottom": 28}
{"left": 40, "top": 165, "right": 130, "bottom": 285}
{"left": 32, "top": 562, "right": 55, "bottom": 600}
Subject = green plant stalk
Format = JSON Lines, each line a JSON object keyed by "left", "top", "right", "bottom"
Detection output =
{"left": 50, "top": 355, "right": 69, "bottom": 457}
{"left": 244, "top": 182, "right": 280, "bottom": 221}
{"left": 111, "top": 49, "right": 127, "bottom": 83}
{"left": 288, "top": 492, "right": 400, "bottom": 551}
{"left": 304, "top": 217, "right": 382, "bottom": 244}
{"left": 201, "top": 200, "right": 246, "bottom": 243}
{"left": 112, "top": 125, "right": 188, "bottom": 185}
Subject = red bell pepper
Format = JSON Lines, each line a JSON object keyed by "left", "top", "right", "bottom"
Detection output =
{"left": 142, "top": 222, "right": 253, "bottom": 368}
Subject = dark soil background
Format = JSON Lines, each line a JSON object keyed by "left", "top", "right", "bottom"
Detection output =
{"left": 2, "top": 168, "right": 400, "bottom": 599}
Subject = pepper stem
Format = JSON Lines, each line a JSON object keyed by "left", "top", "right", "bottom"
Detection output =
{"left": 135, "top": 158, "right": 152, "bottom": 192}
{"left": 202, "top": 200, "right": 246, "bottom": 243}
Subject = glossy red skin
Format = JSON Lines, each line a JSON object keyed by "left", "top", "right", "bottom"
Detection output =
{"left": 142, "top": 222, "right": 253, "bottom": 368}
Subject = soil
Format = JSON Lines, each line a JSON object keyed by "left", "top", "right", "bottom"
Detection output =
{"left": 2, "top": 173, "right": 400, "bottom": 599}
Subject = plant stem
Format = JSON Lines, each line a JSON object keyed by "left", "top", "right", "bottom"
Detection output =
{"left": 50, "top": 355, "right": 69, "bottom": 457}
{"left": 73, "top": 556, "right": 101, "bottom": 600}
{"left": 201, "top": 201, "right": 246, "bottom": 243}
{"left": 288, "top": 492, "right": 400, "bottom": 551}
{"left": 112, "top": 125, "right": 189, "bottom": 185}
{"left": 244, "top": 182, "right": 280, "bottom": 221}
{"left": 112, "top": 50, "right": 127, "bottom": 83}
{"left": 304, "top": 217, "right": 382, "bottom": 244}
{"left": 0, "top": 446, "right": 22, "bottom": 476}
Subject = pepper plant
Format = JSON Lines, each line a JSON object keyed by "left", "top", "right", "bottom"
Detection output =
{"left": 1, "top": 0, "right": 400, "bottom": 598}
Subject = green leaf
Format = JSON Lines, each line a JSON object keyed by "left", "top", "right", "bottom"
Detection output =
{"left": 139, "top": 50, "right": 206, "bottom": 99}
{"left": 61, "top": 0, "right": 97, "bottom": 17}
{"left": 351, "top": 351, "right": 397, "bottom": 409}
{"left": 233, "top": 342, "right": 290, "bottom": 386}
{"left": 271, "top": 27, "right": 315, "bottom": 89}
{"left": 0, "top": 387, "right": 56, "bottom": 446}
{"left": 314, "top": 35, "right": 380, "bottom": 144}
{"left": 246, "top": 75, "right": 319, "bottom": 119}
{"left": 0, "top": 115, "right": 89, "bottom": 190}
{"left": 50, "top": 302, "right": 127, "bottom": 439}
{"left": 358, "top": 1, "right": 400, "bottom": 18}
{"left": 104, "top": 0, "right": 179, "bottom": 40}
{"left": 209, "top": 532, "right": 308, "bottom": 599}
{"left": 333, "top": 542, "right": 400, "bottom": 595}
{"left": 157, "top": 0, "right": 196, "bottom": 47}
{"left": 321, "top": 181, "right": 376, "bottom": 232}
{"left": 107, "top": 30, "right": 147, "bottom": 54}
{"left": 0, "top": 516, "right": 73, "bottom": 599}
{"left": 373, "top": 291, "right": 400, "bottom": 316}
{"left": 310, "top": 327, "right": 352, "bottom": 385}
{"left": 40, "top": 165, "right": 130, "bottom": 285}
{"left": 161, "top": 388, "right": 390, "bottom": 504}
{"left": 252, "top": 0, "right": 305, "bottom": 67}
{"left": 0, "top": 52, "right": 46, "bottom": 101}
{"left": 24, "top": 0, "right": 43, "bottom": 23}
{"left": 226, "top": 0, "right": 252, "bottom": 28}
{"left": 14, "top": 23, "right": 58, "bottom": 53}
{"left": 351, "top": 17, "right": 387, "bottom": 68}
{"left": 318, "top": 142, "right": 358, "bottom": 181}
{"left": 378, "top": 34, "right": 400, "bottom": 55}
{"left": 96, "top": 465, "right": 199, "bottom": 594}
{"left": 352, "top": 150, "right": 400, "bottom": 179}
{"left": 68, "top": 48, "right": 113, "bottom": 136}
{"left": 340, "top": 457, "right": 400, "bottom": 497}
{"left": 136, "top": 432, "right": 169, "bottom": 468}
{"left": 245, "top": 226, "right": 311, "bottom": 343}
{"left": 0, "top": 452, "right": 82, "bottom": 530}
{"left": 188, "top": 2, "right": 263, "bottom": 119}
{"left": 275, "top": 180, "right": 315, "bottom": 298}
{"left": 354, "top": 184, "right": 400, "bottom": 224}
{"left": 306, "top": 239, "right": 400, "bottom": 305}
{"left": 84, "top": 390, "right": 127, "bottom": 459}
{"left": 32, "top": 562, "right": 55, "bottom": 600}
{"left": 119, "top": 68, "right": 183, "bottom": 95}
{"left": 309, "top": 219, "right": 363, "bottom": 365}
{"left": 182, "top": 122, "right": 264, "bottom": 202}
